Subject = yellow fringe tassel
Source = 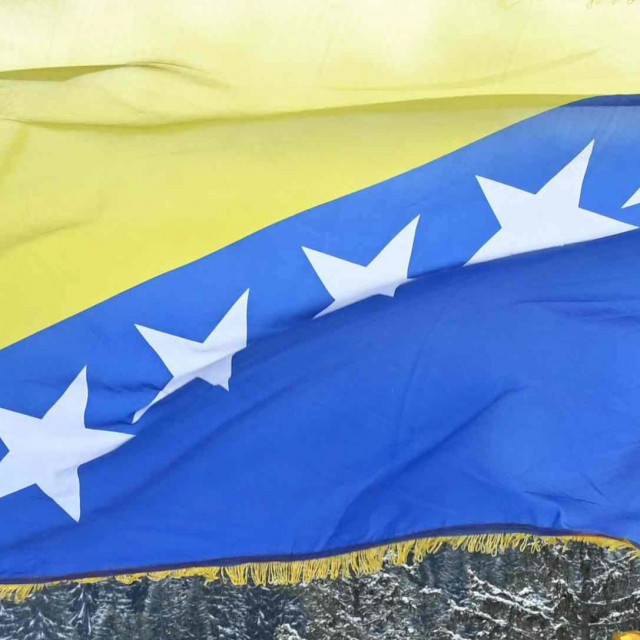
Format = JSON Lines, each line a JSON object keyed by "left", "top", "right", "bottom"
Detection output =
{"left": 0, "top": 532, "right": 637, "bottom": 603}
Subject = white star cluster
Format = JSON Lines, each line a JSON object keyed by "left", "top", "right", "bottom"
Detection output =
{"left": 0, "top": 140, "right": 636, "bottom": 521}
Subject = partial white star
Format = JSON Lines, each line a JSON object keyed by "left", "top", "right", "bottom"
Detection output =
{"left": 303, "top": 216, "right": 420, "bottom": 317}
{"left": 133, "top": 289, "right": 249, "bottom": 423}
{"left": 623, "top": 185, "right": 640, "bottom": 209}
{"left": 467, "top": 141, "right": 637, "bottom": 265}
{"left": 0, "top": 368, "right": 133, "bottom": 522}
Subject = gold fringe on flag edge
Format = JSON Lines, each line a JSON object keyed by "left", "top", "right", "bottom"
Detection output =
{"left": 1, "top": 532, "right": 637, "bottom": 602}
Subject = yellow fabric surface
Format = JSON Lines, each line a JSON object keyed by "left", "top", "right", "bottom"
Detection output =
{"left": 0, "top": 0, "right": 639, "bottom": 348}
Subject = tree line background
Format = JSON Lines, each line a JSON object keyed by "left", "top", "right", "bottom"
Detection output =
{"left": 1, "top": 543, "right": 639, "bottom": 640}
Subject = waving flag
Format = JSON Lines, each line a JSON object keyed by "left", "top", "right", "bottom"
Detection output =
{"left": 1, "top": 0, "right": 640, "bottom": 596}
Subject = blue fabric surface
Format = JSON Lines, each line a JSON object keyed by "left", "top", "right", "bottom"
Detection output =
{"left": 1, "top": 97, "right": 640, "bottom": 581}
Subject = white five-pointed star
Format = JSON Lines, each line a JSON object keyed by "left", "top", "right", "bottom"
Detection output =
{"left": 133, "top": 289, "right": 249, "bottom": 423}
{"left": 466, "top": 141, "right": 637, "bottom": 265}
{"left": 303, "top": 216, "right": 420, "bottom": 317}
{"left": 0, "top": 368, "right": 133, "bottom": 521}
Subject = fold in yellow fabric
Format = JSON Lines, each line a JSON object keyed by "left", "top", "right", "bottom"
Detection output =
{"left": 0, "top": 0, "right": 639, "bottom": 349}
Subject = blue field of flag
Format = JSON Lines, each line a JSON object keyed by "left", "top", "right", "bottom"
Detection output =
{"left": 0, "top": 97, "right": 640, "bottom": 582}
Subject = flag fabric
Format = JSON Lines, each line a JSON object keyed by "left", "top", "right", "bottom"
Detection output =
{"left": 1, "top": 0, "right": 640, "bottom": 594}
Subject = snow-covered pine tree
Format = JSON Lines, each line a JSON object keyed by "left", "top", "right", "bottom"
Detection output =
{"left": 245, "top": 585, "right": 306, "bottom": 640}
{"left": 0, "top": 600, "right": 19, "bottom": 640}
{"left": 13, "top": 589, "right": 73, "bottom": 640}
{"left": 440, "top": 547, "right": 472, "bottom": 601}
{"left": 302, "top": 577, "right": 365, "bottom": 640}
{"left": 541, "top": 543, "right": 640, "bottom": 640}
{"left": 392, "top": 551, "right": 449, "bottom": 634}
{"left": 92, "top": 602, "right": 121, "bottom": 640}
{"left": 141, "top": 578, "right": 192, "bottom": 640}
{"left": 89, "top": 578, "right": 139, "bottom": 640}
{"left": 430, "top": 546, "right": 560, "bottom": 640}
{"left": 274, "top": 622, "right": 307, "bottom": 640}
{"left": 181, "top": 578, "right": 214, "bottom": 640}
{"left": 358, "top": 567, "right": 423, "bottom": 639}
{"left": 68, "top": 582, "right": 99, "bottom": 640}
{"left": 429, "top": 551, "right": 473, "bottom": 640}
{"left": 302, "top": 566, "right": 425, "bottom": 640}
{"left": 429, "top": 542, "right": 640, "bottom": 640}
{"left": 454, "top": 567, "right": 555, "bottom": 639}
{"left": 128, "top": 577, "right": 150, "bottom": 615}
{"left": 279, "top": 587, "right": 307, "bottom": 635}
{"left": 206, "top": 580, "right": 249, "bottom": 640}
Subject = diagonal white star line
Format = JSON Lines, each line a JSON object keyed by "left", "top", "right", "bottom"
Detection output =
{"left": 3, "top": 139, "right": 640, "bottom": 526}
{"left": 303, "top": 216, "right": 420, "bottom": 317}
{"left": 466, "top": 141, "right": 637, "bottom": 265}
{"left": 0, "top": 368, "right": 133, "bottom": 521}
{"left": 133, "top": 289, "right": 249, "bottom": 423}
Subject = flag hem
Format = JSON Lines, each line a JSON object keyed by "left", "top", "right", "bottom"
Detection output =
{"left": 1, "top": 530, "right": 637, "bottom": 602}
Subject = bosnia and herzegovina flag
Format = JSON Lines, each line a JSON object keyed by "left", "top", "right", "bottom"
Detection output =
{"left": 0, "top": 0, "right": 640, "bottom": 595}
